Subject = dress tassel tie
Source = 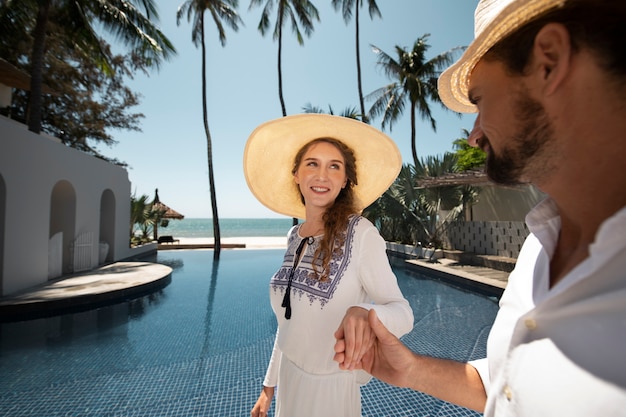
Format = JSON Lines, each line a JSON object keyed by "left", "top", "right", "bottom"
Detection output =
{"left": 282, "top": 236, "right": 313, "bottom": 319}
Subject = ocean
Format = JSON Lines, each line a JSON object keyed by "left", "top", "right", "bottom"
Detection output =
{"left": 158, "top": 218, "right": 294, "bottom": 238}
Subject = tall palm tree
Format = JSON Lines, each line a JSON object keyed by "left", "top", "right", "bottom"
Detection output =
{"left": 249, "top": 0, "right": 319, "bottom": 117}
{"left": 331, "top": 0, "right": 380, "bottom": 123}
{"left": 367, "top": 34, "right": 463, "bottom": 167}
{"left": 177, "top": 0, "right": 243, "bottom": 260}
{"left": 0, "top": 0, "right": 176, "bottom": 134}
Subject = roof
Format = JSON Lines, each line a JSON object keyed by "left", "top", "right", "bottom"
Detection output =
{"left": 0, "top": 58, "right": 54, "bottom": 93}
{"left": 415, "top": 168, "right": 491, "bottom": 189}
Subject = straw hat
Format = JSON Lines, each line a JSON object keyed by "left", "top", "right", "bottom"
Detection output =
{"left": 438, "top": 0, "right": 566, "bottom": 113}
{"left": 243, "top": 114, "right": 402, "bottom": 219}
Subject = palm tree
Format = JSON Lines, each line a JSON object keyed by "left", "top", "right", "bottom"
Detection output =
{"left": 0, "top": 0, "right": 176, "bottom": 134}
{"left": 177, "top": 0, "right": 243, "bottom": 260}
{"left": 331, "top": 0, "right": 380, "bottom": 123}
{"left": 367, "top": 34, "right": 463, "bottom": 167}
{"left": 130, "top": 193, "right": 153, "bottom": 245}
{"left": 302, "top": 102, "right": 360, "bottom": 119}
{"left": 249, "top": 0, "right": 319, "bottom": 117}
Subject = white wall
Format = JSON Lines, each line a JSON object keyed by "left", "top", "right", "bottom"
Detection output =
{"left": 440, "top": 184, "right": 546, "bottom": 258}
{"left": 471, "top": 184, "right": 545, "bottom": 221}
{"left": 0, "top": 116, "right": 153, "bottom": 295}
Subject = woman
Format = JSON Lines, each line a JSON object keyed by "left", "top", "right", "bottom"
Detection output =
{"left": 244, "top": 114, "right": 414, "bottom": 417}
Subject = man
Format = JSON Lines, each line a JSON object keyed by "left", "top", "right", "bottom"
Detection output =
{"left": 333, "top": 0, "right": 626, "bottom": 415}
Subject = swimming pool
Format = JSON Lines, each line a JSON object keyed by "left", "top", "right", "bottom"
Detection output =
{"left": 0, "top": 249, "right": 499, "bottom": 416}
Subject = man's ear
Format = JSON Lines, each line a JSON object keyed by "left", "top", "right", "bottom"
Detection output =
{"left": 532, "top": 22, "right": 572, "bottom": 96}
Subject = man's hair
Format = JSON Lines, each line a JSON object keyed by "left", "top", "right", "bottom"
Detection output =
{"left": 484, "top": 0, "right": 626, "bottom": 82}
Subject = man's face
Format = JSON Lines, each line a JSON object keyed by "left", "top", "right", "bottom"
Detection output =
{"left": 468, "top": 59, "right": 557, "bottom": 186}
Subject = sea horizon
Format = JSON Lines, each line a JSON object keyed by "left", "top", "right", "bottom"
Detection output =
{"left": 158, "top": 218, "right": 294, "bottom": 239}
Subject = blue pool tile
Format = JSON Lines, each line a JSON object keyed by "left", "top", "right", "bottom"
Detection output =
{"left": 0, "top": 250, "right": 497, "bottom": 416}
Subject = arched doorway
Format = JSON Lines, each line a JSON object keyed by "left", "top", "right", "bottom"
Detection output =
{"left": 49, "top": 181, "right": 76, "bottom": 277}
{"left": 99, "top": 189, "right": 116, "bottom": 263}
{"left": 0, "top": 175, "right": 5, "bottom": 294}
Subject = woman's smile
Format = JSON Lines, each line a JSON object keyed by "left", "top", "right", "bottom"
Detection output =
{"left": 294, "top": 142, "right": 348, "bottom": 213}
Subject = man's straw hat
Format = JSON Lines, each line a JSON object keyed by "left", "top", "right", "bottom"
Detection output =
{"left": 438, "top": 0, "right": 566, "bottom": 113}
{"left": 243, "top": 114, "right": 402, "bottom": 219}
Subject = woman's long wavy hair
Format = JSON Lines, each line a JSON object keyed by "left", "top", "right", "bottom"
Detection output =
{"left": 292, "top": 138, "right": 359, "bottom": 281}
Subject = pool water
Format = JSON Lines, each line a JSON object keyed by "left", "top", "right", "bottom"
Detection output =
{"left": 0, "top": 249, "right": 499, "bottom": 417}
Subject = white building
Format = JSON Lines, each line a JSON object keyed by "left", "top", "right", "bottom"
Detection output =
{"left": 0, "top": 115, "right": 155, "bottom": 296}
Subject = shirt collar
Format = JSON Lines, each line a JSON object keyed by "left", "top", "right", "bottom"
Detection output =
{"left": 526, "top": 197, "right": 626, "bottom": 263}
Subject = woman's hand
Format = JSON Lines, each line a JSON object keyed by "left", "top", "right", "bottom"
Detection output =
{"left": 333, "top": 306, "right": 374, "bottom": 370}
{"left": 251, "top": 386, "right": 274, "bottom": 417}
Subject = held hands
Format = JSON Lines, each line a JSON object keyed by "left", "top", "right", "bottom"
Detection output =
{"left": 333, "top": 306, "right": 375, "bottom": 371}
{"left": 334, "top": 309, "right": 417, "bottom": 389}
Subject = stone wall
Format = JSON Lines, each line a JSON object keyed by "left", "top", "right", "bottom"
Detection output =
{"left": 443, "top": 220, "right": 529, "bottom": 259}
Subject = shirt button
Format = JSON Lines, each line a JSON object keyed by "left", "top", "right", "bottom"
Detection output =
{"left": 524, "top": 318, "right": 537, "bottom": 330}
{"left": 503, "top": 385, "right": 513, "bottom": 401}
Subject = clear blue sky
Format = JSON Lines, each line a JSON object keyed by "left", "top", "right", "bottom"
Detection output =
{"left": 106, "top": 0, "right": 478, "bottom": 219}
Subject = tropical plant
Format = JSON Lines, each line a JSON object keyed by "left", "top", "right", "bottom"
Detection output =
{"left": 331, "top": 0, "right": 381, "bottom": 123}
{"left": 130, "top": 193, "right": 153, "bottom": 245}
{"left": 367, "top": 34, "right": 463, "bottom": 167}
{"left": 249, "top": 0, "right": 319, "bottom": 117}
{"left": 3, "top": 37, "right": 145, "bottom": 165}
{"left": 302, "top": 102, "right": 360, "bottom": 119}
{"left": 130, "top": 193, "right": 177, "bottom": 245}
{"left": 453, "top": 128, "right": 487, "bottom": 171}
{"left": 177, "top": 0, "right": 243, "bottom": 260}
{"left": 0, "top": 0, "right": 176, "bottom": 134}
{"left": 364, "top": 153, "right": 479, "bottom": 249}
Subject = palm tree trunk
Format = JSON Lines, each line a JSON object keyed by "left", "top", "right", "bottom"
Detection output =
{"left": 200, "top": 14, "right": 221, "bottom": 259}
{"left": 277, "top": 5, "right": 287, "bottom": 118}
{"left": 410, "top": 102, "right": 419, "bottom": 167}
{"left": 27, "top": 0, "right": 51, "bottom": 134}
{"left": 276, "top": 4, "right": 296, "bottom": 226}
{"left": 355, "top": 4, "right": 366, "bottom": 123}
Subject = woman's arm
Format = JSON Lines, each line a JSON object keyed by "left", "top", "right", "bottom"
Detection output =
{"left": 251, "top": 330, "right": 281, "bottom": 416}
{"left": 333, "top": 219, "right": 414, "bottom": 374}
{"left": 355, "top": 223, "right": 414, "bottom": 336}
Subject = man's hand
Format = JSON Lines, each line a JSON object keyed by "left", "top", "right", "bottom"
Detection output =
{"left": 334, "top": 309, "right": 417, "bottom": 388}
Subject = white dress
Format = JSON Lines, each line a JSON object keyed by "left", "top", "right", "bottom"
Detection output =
{"left": 262, "top": 215, "right": 414, "bottom": 417}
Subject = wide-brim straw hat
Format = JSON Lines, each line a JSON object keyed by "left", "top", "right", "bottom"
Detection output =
{"left": 438, "top": 0, "right": 566, "bottom": 113}
{"left": 243, "top": 114, "right": 402, "bottom": 219}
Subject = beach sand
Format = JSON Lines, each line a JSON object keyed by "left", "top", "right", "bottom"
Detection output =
{"left": 173, "top": 237, "right": 287, "bottom": 249}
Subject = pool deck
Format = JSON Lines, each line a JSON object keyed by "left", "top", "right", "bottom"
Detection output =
{"left": 0, "top": 262, "right": 173, "bottom": 322}
{"left": 0, "top": 237, "right": 511, "bottom": 322}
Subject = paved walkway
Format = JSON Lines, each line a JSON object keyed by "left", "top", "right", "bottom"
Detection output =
{"left": 405, "top": 258, "right": 508, "bottom": 298}
{"left": 0, "top": 262, "right": 172, "bottom": 322}
{"left": 0, "top": 242, "right": 511, "bottom": 322}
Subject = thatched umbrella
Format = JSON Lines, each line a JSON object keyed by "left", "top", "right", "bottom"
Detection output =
{"left": 152, "top": 189, "right": 184, "bottom": 240}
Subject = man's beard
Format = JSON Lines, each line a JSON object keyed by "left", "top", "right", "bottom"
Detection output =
{"left": 484, "top": 91, "right": 555, "bottom": 186}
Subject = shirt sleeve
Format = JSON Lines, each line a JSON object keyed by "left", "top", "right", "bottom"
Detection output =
{"left": 354, "top": 221, "right": 414, "bottom": 338}
{"left": 469, "top": 357, "right": 490, "bottom": 392}
{"left": 262, "top": 329, "right": 282, "bottom": 387}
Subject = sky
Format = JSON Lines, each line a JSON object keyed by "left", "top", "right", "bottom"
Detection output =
{"left": 105, "top": 0, "right": 479, "bottom": 219}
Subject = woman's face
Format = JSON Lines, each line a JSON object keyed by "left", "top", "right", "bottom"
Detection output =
{"left": 294, "top": 141, "right": 348, "bottom": 213}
